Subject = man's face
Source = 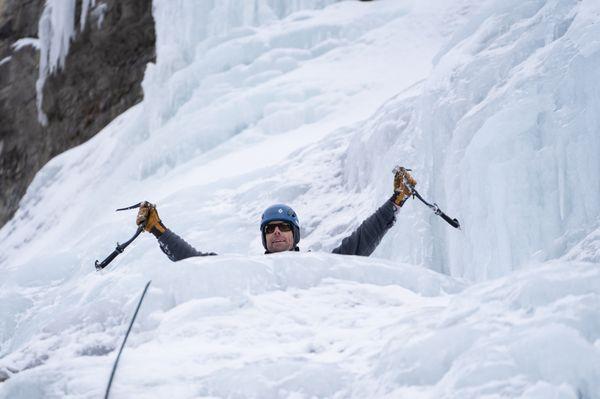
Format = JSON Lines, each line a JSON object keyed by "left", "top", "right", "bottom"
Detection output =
{"left": 264, "top": 221, "right": 294, "bottom": 253}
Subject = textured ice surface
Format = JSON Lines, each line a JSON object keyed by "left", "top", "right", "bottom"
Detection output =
{"left": 0, "top": 255, "right": 597, "bottom": 398}
{"left": 345, "top": 0, "right": 600, "bottom": 279}
{"left": 1, "top": 0, "right": 599, "bottom": 397}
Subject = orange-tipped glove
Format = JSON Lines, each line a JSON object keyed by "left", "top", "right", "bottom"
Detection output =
{"left": 136, "top": 201, "right": 167, "bottom": 237}
{"left": 391, "top": 166, "right": 417, "bottom": 207}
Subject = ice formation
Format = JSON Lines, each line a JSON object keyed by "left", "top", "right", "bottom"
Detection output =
{"left": 35, "top": 0, "right": 97, "bottom": 125}
{"left": 0, "top": 0, "right": 598, "bottom": 397}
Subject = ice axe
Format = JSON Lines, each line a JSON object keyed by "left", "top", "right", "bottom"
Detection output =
{"left": 95, "top": 202, "right": 146, "bottom": 271}
{"left": 393, "top": 166, "right": 461, "bottom": 229}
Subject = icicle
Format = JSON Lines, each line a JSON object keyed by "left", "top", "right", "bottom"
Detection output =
{"left": 92, "top": 3, "right": 107, "bottom": 29}
{"left": 80, "top": 0, "right": 96, "bottom": 31}
{"left": 36, "top": 2, "right": 53, "bottom": 126}
{"left": 35, "top": 0, "right": 95, "bottom": 126}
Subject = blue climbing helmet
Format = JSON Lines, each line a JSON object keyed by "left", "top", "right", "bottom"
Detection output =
{"left": 260, "top": 204, "right": 300, "bottom": 250}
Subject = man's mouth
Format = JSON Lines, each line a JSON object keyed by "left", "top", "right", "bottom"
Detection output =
{"left": 271, "top": 239, "right": 286, "bottom": 244}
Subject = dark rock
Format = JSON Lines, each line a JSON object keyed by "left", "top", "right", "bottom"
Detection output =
{"left": 0, "top": 0, "right": 155, "bottom": 228}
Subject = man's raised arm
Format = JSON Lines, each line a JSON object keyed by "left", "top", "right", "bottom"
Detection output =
{"left": 331, "top": 167, "right": 416, "bottom": 256}
{"left": 136, "top": 201, "right": 216, "bottom": 261}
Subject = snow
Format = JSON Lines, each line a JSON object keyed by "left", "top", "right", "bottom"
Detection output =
{"left": 1, "top": 255, "right": 598, "bottom": 398}
{"left": 11, "top": 39, "right": 40, "bottom": 51}
{"left": 1, "top": 0, "right": 599, "bottom": 397}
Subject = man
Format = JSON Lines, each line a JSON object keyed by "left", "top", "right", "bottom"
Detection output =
{"left": 136, "top": 167, "right": 416, "bottom": 261}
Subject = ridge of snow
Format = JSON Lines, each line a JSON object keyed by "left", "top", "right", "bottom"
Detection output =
{"left": 0, "top": 56, "right": 12, "bottom": 66}
{"left": 11, "top": 38, "right": 40, "bottom": 51}
{"left": 0, "top": 255, "right": 597, "bottom": 398}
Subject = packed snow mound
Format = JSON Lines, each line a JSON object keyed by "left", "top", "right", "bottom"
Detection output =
{"left": 1, "top": 255, "right": 598, "bottom": 398}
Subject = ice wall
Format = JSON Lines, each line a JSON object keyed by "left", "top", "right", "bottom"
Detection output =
{"left": 1, "top": 0, "right": 597, "bottom": 281}
{"left": 0, "top": 1, "right": 599, "bottom": 396}
{"left": 145, "top": 0, "right": 340, "bottom": 130}
{"left": 345, "top": 0, "right": 600, "bottom": 280}
{"left": 1, "top": 0, "right": 423, "bottom": 266}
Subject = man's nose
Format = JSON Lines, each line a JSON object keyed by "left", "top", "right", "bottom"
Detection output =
{"left": 272, "top": 226, "right": 282, "bottom": 235}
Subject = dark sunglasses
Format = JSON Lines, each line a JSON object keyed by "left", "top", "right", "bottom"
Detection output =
{"left": 264, "top": 222, "right": 292, "bottom": 234}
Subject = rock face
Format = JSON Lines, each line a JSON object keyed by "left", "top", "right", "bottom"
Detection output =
{"left": 0, "top": 0, "right": 155, "bottom": 228}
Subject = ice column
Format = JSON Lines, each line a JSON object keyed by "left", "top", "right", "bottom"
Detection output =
{"left": 36, "top": 0, "right": 96, "bottom": 126}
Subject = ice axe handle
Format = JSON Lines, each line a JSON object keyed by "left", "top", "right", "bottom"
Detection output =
{"left": 95, "top": 225, "right": 144, "bottom": 271}
{"left": 411, "top": 189, "right": 461, "bottom": 229}
{"left": 438, "top": 210, "right": 461, "bottom": 229}
{"left": 95, "top": 249, "right": 122, "bottom": 270}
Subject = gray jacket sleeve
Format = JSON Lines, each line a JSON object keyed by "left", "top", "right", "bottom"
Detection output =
{"left": 157, "top": 229, "right": 217, "bottom": 262}
{"left": 331, "top": 200, "right": 397, "bottom": 256}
